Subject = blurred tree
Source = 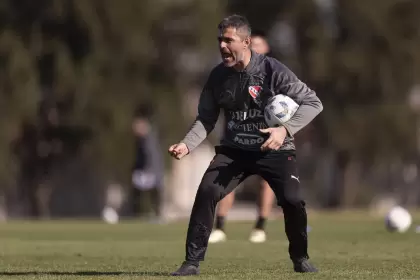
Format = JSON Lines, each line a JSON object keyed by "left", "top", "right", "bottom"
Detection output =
{"left": 0, "top": 0, "right": 224, "bottom": 217}
{"left": 228, "top": 0, "right": 420, "bottom": 207}
{"left": 1, "top": 0, "right": 419, "bottom": 215}
{"left": 67, "top": 0, "right": 224, "bottom": 184}
{"left": 293, "top": 0, "right": 420, "bottom": 207}
{"left": 0, "top": 29, "right": 40, "bottom": 206}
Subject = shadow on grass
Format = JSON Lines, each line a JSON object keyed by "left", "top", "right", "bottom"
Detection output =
{"left": 0, "top": 271, "right": 168, "bottom": 276}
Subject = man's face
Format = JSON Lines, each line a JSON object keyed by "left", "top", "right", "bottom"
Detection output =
{"left": 218, "top": 27, "right": 250, "bottom": 67}
{"left": 132, "top": 118, "right": 150, "bottom": 137}
{"left": 251, "top": 36, "right": 270, "bottom": 55}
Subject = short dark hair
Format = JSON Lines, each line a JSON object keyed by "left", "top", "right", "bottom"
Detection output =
{"left": 134, "top": 102, "right": 155, "bottom": 119}
{"left": 218, "top": 14, "right": 251, "bottom": 38}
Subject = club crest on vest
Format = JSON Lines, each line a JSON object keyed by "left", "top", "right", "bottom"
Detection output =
{"left": 248, "top": 85, "right": 262, "bottom": 99}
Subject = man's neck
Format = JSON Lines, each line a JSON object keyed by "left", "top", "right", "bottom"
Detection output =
{"left": 233, "top": 49, "right": 252, "bottom": 71}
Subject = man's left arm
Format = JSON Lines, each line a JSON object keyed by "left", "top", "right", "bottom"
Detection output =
{"left": 272, "top": 62, "right": 323, "bottom": 136}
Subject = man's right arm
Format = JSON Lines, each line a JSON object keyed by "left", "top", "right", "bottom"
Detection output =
{"left": 181, "top": 79, "right": 220, "bottom": 153}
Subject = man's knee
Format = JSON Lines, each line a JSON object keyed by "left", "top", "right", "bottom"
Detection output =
{"left": 196, "top": 182, "right": 223, "bottom": 203}
{"left": 271, "top": 177, "right": 304, "bottom": 208}
{"left": 276, "top": 191, "right": 305, "bottom": 209}
{"left": 278, "top": 199, "right": 306, "bottom": 211}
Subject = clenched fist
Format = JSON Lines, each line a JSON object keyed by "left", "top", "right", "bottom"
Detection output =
{"left": 168, "top": 142, "right": 189, "bottom": 160}
{"left": 259, "top": 126, "right": 287, "bottom": 151}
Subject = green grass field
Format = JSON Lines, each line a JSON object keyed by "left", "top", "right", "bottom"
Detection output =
{"left": 0, "top": 211, "right": 419, "bottom": 279}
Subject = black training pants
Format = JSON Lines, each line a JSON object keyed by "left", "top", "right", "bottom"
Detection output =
{"left": 185, "top": 146, "right": 309, "bottom": 263}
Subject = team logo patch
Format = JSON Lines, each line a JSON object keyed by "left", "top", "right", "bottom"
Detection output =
{"left": 248, "top": 85, "right": 262, "bottom": 99}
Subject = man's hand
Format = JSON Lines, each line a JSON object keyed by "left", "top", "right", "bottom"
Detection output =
{"left": 168, "top": 142, "right": 189, "bottom": 160}
{"left": 260, "top": 126, "right": 287, "bottom": 151}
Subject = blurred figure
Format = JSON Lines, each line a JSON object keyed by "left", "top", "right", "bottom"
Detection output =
{"left": 209, "top": 31, "right": 276, "bottom": 244}
{"left": 249, "top": 30, "right": 271, "bottom": 55}
{"left": 130, "top": 103, "right": 164, "bottom": 220}
{"left": 13, "top": 102, "right": 63, "bottom": 219}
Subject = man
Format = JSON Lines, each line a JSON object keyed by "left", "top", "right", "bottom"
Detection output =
{"left": 131, "top": 103, "right": 164, "bottom": 219}
{"left": 168, "top": 15, "right": 323, "bottom": 276}
{"left": 209, "top": 31, "right": 276, "bottom": 244}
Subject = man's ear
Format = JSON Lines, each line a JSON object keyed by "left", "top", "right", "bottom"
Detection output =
{"left": 244, "top": 36, "right": 251, "bottom": 49}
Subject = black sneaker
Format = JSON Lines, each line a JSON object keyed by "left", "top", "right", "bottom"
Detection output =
{"left": 170, "top": 261, "right": 200, "bottom": 276}
{"left": 293, "top": 259, "right": 318, "bottom": 273}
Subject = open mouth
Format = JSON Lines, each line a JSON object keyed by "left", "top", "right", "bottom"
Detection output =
{"left": 221, "top": 52, "right": 233, "bottom": 61}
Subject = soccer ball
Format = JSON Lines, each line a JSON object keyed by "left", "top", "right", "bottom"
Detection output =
{"left": 385, "top": 206, "right": 412, "bottom": 233}
{"left": 264, "top": 95, "right": 299, "bottom": 127}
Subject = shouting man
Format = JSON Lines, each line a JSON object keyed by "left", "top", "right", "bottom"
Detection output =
{"left": 168, "top": 15, "right": 323, "bottom": 276}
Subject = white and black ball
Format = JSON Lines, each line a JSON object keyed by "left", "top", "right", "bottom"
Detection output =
{"left": 264, "top": 95, "right": 299, "bottom": 127}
